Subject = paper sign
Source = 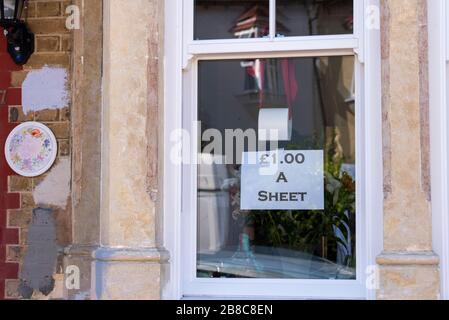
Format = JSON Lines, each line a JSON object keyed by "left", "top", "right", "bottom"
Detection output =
{"left": 240, "top": 150, "right": 324, "bottom": 210}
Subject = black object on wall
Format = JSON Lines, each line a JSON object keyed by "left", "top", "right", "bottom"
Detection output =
{"left": 0, "top": 0, "right": 34, "bottom": 65}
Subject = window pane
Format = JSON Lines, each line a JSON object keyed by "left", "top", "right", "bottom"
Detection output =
{"left": 277, "top": 0, "right": 354, "bottom": 37}
{"left": 3, "top": 0, "right": 15, "bottom": 19}
{"left": 195, "top": 0, "right": 270, "bottom": 40}
{"left": 197, "top": 56, "right": 356, "bottom": 279}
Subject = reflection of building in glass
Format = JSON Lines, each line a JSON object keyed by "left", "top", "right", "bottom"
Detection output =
{"left": 277, "top": 0, "right": 354, "bottom": 36}
{"left": 198, "top": 57, "right": 356, "bottom": 279}
{"left": 194, "top": 0, "right": 357, "bottom": 282}
{"left": 232, "top": 4, "right": 289, "bottom": 38}
{"left": 3, "top": 0, "right": 15, "bottom": 19}
{"left": 231, "top": 5, "right": 295, "bottom": 119}
{"left": 195, "top": 0, "right": 354, "bottom": 39}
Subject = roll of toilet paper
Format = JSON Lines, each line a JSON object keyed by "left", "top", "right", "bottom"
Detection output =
{"left": 258, "top": 108, "right": 292, "bottom": 141}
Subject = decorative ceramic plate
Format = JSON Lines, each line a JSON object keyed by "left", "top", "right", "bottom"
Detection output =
{"left": 4, "top": 122, "right": 57, "bottom": 177}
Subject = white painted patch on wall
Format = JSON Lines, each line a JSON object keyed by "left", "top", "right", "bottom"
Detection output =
{"left": 33, "top": 158, "right": 71, "bottom": 209}
{"left": 22, "top": 66, "right": 69, "bottom": 114}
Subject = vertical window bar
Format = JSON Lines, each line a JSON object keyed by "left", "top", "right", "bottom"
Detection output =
{"left": 187, "top": 0, "right": 194, "bottom": 41}
{"left": 353, "top": 0, "right": 364, "bottom": 63}
{"left": 14, "top": 0, "right": 20, "bottom": 20}
{"left": 269, "top": 0, "right": 276, "bottom": 39}
{"left": 443, "top": 1, "right": 449, "bottom": 61}
{"left": 183, "top": 0, "right": 194, "bottom": 68}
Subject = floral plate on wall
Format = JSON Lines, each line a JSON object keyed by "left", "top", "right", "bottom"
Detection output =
{"left": 4, "top": 122, "right": 58, "bottom": 177}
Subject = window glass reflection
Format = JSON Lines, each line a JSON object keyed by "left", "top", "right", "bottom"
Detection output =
{"left": 194, "top": 0, "right": 353, "bottom": 40}
{"left": 194, "top": 0, "right": 270, "bottom": 40}
{"left": 197, "top": 56, "right": 356, "bottom": 279}
{"left": 276, "top": 0, "right": 353, "bottom": 37}
{"left": 3, "top": 0, "right": 16, "bottom": 19}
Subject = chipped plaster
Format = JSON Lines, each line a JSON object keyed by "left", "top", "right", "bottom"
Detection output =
{"left": 33, "top": 158, "right": 71, "bottom": 209}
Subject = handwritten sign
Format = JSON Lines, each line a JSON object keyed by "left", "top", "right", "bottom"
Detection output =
{"left": 240, "top": 150, "right": 324, "bottom": 210}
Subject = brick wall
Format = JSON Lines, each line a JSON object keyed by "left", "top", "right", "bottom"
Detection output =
{"left": 0, "top": 29, "right": 21, "bottom": 300}
{"left": 0, "top": 0, "right": 72, "bottom": 299}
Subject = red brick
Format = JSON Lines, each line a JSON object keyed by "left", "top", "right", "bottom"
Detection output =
{"left": 0, "top": 27, "right": 6, "bottom": 51}
{"left": 0, "top": 262, "right": 19, "bottom": 280}
{"left": 1, "top": 25, "right": 23, "bottom": 297}
{"left": 0, "top": 213, "right": 5, "bottom": 230}
{"left": 0, "top": 89, "right": 7, "bottom": 106}
{"left": 0, "top": 246, "right": 5, "bottom": 262}
{"left": 0, "top": 54, "right": 21, "bottom": 72}
{"left": 0, "top": 72, "right": 11, "bottom": 89}
{"left": 0, "top": 281, "right": 4, "bottom": 300}
{"left": 0, "top": 228, "right": 19, "bottom": 245}
{"left": 0, "top": 193, "right": 20, "bottom": 210}
{"left": 5, "top": 88, "right": 21, "bottom": 106}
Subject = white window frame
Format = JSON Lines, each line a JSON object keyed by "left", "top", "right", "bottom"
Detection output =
{"left": 429, "top": 0, "right": 449, "bottom": 300}
{"left": 163, "top": 0, "right": 383, "bottom": 300}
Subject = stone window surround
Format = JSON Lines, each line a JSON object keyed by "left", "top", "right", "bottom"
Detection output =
{"left": 67, "top": 0, "right": 441, "bottom": 300}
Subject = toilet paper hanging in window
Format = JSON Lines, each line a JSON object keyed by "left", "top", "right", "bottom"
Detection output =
{"left": 259, "top": 108, "right": 292, "bottom": 141}
{"left": 257, "top": 59, "right": 298, "bottom": 141}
